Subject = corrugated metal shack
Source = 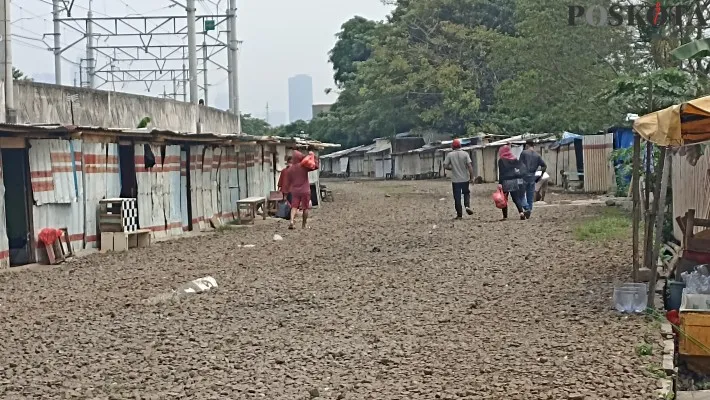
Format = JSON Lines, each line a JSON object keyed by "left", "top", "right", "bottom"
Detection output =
{"left": 319, "top": 144, "right": 374, "bottom": 178}
{"left": 0, "top": 124, "right": 335, "bottom": 267}
{"left": 672, "top": 147, "right": 710, "bottom": 240}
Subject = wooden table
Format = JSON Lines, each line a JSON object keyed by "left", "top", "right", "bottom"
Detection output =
{"left": 237, "top": 196, "right": 266, "bottom": 224}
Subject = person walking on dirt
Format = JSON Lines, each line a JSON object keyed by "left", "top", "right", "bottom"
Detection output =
{"left": 519, "top": 142, "right": 547, "bottom": 217}
{"left": 287, "top": 150, "right": 318, "bottom": 229}
{"left": 443, "top": 139, "right": 475, "bottom": 219}
{"left": 497, "top": 145, "right": 529, "bottom": 220}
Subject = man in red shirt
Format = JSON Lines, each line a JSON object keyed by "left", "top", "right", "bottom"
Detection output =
{"left": 287, "top": 150, "right": 318, "bottom": 229}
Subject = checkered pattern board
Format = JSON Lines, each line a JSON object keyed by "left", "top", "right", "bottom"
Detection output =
{"left": 99, "top": 198, "right": 139, "bottom": 232}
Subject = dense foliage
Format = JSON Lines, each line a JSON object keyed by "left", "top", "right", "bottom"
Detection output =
{"left": 254, "top": 0, "right": 710, "bottom": 148}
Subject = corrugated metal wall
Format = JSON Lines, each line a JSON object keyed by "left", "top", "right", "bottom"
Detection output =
{"left": 0, "top": 139, "right": 290, "bottom": 265}
{"left": 672, "top": 149, "right": 710, "bottom": 240}
{"left": 134, "top": 144, "right": 182, "bottom": 238}
{"left": 82, "top": 142, "right": 120, "bottom": 249}
{"left": 28, "top": 139, "right": 86, "bottom": 256}
{"left": 350, "top": 155, "right": 365, "bottom": 176}
{"left": 219, "top": 145, "right": 239, "bottom": 220}
{"left": 0, "top": 152, "right": 8, "bottom": 268}
{"left": 482, "top": 147, "right": 498, "bottom": 182}
{"left": 582, "top": 133, "right": 614, "bottom": 193}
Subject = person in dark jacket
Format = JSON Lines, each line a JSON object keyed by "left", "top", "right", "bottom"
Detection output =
{"left": 519, "top": 142, "right": 547, "bottom": 216}
{"left": 497, "top": 145, "right": 529, "bottom": 220}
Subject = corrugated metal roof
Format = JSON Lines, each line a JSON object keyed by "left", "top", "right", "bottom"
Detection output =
{"left": 0, "top": 123, "right": 340, "bottom": 149}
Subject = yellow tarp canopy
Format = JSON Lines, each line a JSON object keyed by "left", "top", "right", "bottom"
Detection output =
{"left": 633, "top": 95, "right": 710, "bottom": 147}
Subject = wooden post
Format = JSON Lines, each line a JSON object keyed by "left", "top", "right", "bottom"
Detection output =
{"left": 632, "top": 133, "right": 641, "bottom": 282}
{"left": 643, "top": 141, "right": 654, "bottom": 270}
{"left": 648, "top": 147, "right": 670, "bottom": 307}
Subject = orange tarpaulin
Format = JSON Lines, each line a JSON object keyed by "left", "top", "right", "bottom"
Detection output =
{"left": 633, "top": 95, "right": 710, "bottom": 146}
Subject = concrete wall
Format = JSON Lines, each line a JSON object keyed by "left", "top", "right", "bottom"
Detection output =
{"left": 2, "top": 81, "right": 240, "bottom": 134}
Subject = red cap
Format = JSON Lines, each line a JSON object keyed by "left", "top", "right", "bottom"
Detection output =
{"left": 452, "top": 139, "right": 461, "bottom": 149}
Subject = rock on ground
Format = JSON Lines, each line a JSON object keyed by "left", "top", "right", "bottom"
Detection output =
{"left": 0, "top": 180, "right": 661, "bottom": 399}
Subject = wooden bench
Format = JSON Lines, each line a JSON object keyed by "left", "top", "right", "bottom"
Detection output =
{"left": 237, "top": 196, "right": 266, "bottom": 224}
{"left": 101, "top": 229, "right": 151, "bottom": 252}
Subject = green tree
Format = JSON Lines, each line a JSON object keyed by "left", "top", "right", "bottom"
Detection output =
{"left": 240, "top": 114, "right": 271, "bottom": 136}
{"left": 329, "top": 16, "right": 379, "bottom": 87}
{"left": 12, "top": 67, "right": 32, "bottom": 81}
{"left": 487, "top": 0, "right": 635, "bottom": 134}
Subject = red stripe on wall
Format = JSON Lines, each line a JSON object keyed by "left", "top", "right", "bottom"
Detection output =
{"left": 582, "top": 143, "right": 612, "bottom": 150}
{"left": 84, "top": 154, "right": 119, "bottom": 164}
{"left": 69, "top": 233, "right": 84, "bottom": 242}
{"left": 86, "top": 235, "right": 97, "bottom": 243}
{"left": 0, "top": 250, "right": 9, "bottom": 260}
{"left": 31, "top": 170, "right": 53, "bottom": 178}
{"left": 32, "top": 181, "right": 55, "bottom": 192}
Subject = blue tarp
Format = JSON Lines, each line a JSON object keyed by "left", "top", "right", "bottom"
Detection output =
{"left": 611, "top": 127, "right": 634, "bottom": 150}
{"left": 558, "top": 131, "right": 582, "bottom": 146}
{"left": 609, "top": 127, "right": 634, "bottom": 187}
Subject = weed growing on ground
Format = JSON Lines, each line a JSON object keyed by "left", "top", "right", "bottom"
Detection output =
{"left": 574, "top": 208, "right": 631, "bottom": 241}
{"left": 636, "top": 342, "right": 653, "bottom": 356}
{"left": 645, "top": 363, "right": 667, "bottom": 379}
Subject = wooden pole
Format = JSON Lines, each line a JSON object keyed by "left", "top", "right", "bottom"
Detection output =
{"left": 648, "top": 147, "right": 670, "bottom": 307}
{"left": 643, "top": 141, "right": 653, "bottom": 270}
{"left": 632, "top": 133, "right": 641, "bottom": 282}
{"left": 643, "top": 82, "right": 654, "bottom": 271}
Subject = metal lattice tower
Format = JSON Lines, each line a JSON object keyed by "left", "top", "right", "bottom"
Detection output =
{"left": 46, "top": 0, "right": 241, "bottom": 131}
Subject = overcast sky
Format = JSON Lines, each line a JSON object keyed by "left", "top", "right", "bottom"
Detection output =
{"left": 12, "top": 0, "right": 392, "bottom": 124}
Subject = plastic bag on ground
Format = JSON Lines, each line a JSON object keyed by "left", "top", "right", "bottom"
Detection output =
{"left": 38, "top": 228, "right": 63, "bottom": 246}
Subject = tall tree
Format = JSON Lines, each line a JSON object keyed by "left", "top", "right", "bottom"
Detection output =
{"left": 240, "top": 114, "right": 271, "bottom": 136}
{"left": 487, "top": 0, "right": 634, "bottom": 134}
{"left": 329, "top": 17, "right": 379, "bottom": 88}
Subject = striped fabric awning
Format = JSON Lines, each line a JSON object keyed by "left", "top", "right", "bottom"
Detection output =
{"left": 633, "top": 95, "right": 710, "bottom": 147}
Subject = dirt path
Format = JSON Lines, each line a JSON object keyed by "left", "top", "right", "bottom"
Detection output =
{"left": 0, "top": 180, "right": 662, "bottom": 399}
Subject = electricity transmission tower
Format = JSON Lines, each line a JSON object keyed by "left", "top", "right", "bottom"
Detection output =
{"left": 47, "top": 0, "right": 241, "bottom": 132}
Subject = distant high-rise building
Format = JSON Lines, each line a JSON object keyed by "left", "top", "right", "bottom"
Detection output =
{"left": 288, "top": 75, "right": 313, "bottom": 122}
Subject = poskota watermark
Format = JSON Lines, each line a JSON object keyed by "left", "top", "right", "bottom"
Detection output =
{"left": 568, "top": 3, "right": 709, "bottom": 27}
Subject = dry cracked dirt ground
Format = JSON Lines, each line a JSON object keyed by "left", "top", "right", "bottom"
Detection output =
{"left": 0, "top": 180, "right": 664, "bottom": 399}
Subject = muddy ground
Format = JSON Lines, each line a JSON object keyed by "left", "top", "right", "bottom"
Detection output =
{"left": 0, "top": 180, "right": 663, "bottom": 399}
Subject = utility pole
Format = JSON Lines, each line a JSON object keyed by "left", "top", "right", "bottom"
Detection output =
{"left": 265, "top": 102, "right": 270, "bottom": 124}
{"left": 202, "top": 33, "right": 208, "bottom": 106}
{"left": 86, "top": 0, "right": 95, "bottom": 88}
{"left": 182, "top": 63, "right": 187, "bottom": 102}
{"left": 226, "top": 6, "right": 234, "bottom": 113}
{"left": 228, "top": 0, "right": 240, "bottom": 132}
{"left": 52, "top": 0, "right": 62, "bottom": 84}
{"left": 0, "top": 0, "right": 16, "bottom": 123}
{"left": 186, "top": 0, "right": 198, "bottom": 104}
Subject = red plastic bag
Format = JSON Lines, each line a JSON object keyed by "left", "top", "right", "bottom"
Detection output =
{"left": 492, "top": 186, "right": 508, "bottom": 209}
{"left": 38, "top": 228, "right": 63, "bottom": 246}
{"left": 300, "top": 151, "right": 318, "bottom": 171}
